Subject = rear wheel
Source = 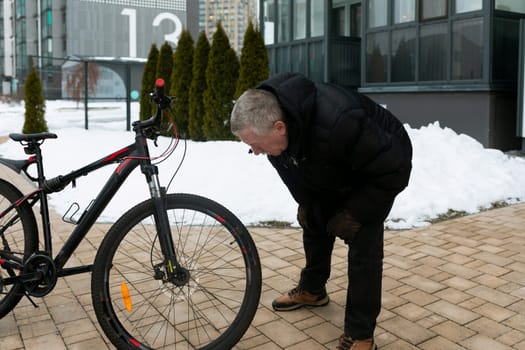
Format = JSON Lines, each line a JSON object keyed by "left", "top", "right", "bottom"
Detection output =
{"left": 0, "top": 179, "right": 38, "bottom": 318}
{"left": 92, "top": 193, "right": 261, "bottom": 349}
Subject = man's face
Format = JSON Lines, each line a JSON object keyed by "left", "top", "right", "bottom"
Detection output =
{"left": 237, "top": 121, "right": 288, "bottom": 156}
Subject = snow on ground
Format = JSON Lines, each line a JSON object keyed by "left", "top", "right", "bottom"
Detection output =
{"left": 1, "top": 100, "right": 524, "bottom": 229}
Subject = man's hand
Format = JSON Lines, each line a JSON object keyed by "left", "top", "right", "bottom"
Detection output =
{"left": 327, "top": 210, "right": 362, "bottom": 244}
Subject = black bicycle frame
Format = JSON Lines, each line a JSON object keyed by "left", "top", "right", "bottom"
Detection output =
{"left": 52, "top": 142, "right": 141, "bottom": 273}
{"left": 3, "top": 129, "right": 175, "bottom": 279}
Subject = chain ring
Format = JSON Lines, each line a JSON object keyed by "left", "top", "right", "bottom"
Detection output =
{"left": 23, "top": 253, "right": 57, "bottom": 297}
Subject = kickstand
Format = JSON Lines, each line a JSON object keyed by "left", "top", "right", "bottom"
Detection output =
{"left": 24, "top": 293, "right": 39, "bottom": 308}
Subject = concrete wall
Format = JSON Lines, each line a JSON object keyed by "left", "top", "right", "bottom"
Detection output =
{"left": 366, "top": 91, "right": 521, "bottom": 151}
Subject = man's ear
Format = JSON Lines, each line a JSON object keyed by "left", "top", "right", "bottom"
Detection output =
{"left": 274, "top": 120, "right": 287, "bottom": 135}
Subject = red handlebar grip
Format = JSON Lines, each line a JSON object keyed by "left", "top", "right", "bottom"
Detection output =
{"left": 155, "top": 78, "right": 165, "bottom": 88}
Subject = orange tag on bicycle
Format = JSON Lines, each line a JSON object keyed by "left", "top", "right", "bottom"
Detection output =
{"left": 121, "top": 282, "right": 133, "bottom": 312}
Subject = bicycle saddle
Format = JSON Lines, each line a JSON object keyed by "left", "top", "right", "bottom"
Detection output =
{"left": 9, "top": 132, "right": 58, "bottom": 142}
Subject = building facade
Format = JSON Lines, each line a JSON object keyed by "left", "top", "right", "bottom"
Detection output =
{"left": 0, "top": 0, "right": 199, "bottom": 98}
{"left": 199, "top": 0, "right": 258, "bottom": 52}
{"left": 260, "top": 0, "right": 525, "bottom": 151}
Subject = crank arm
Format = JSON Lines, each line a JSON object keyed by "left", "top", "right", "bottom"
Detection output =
{"left": 0, "top": 271, "right": 42, "bottom": 286}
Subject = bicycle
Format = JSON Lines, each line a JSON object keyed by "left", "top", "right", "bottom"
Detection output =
{"left": 0, "top": 79, "right": 261, "bottom": 350}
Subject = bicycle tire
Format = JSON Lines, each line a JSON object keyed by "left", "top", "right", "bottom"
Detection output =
{"left": 92, "top": 193, "right": 261, "bottom": 350}
{"left": 0, "top": 179, "right": 38, "bottom": 318}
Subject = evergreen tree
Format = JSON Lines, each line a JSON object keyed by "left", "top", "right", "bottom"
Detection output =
{"left": 188, "top": 32, "right": 210, "bottom": 141}
{"left": 155, "top": 42, "right": 174, "bottom": 135}
{"left": 203, "top": 22, "right": 239, "bottom": 140}
{"left": 23, "top": 65, "right": 48, "bottom": 134}
{"left": 156, "top": 42, "right": 174, "bottom": 92}
{"left": 235, "top": 21, "right": 270, "bottom": 98}
{"left": 170, "top": 30, "right": 194, "bottom": 138}
{"left": 140, "top": 44, "right": 159, "bottom": 120}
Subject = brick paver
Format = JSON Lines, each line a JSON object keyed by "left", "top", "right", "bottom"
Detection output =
{"left": 1, "top": 167, "right": 525, "bottom": 349}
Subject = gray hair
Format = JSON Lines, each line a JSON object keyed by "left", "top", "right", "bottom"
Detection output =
{"left": 230, "top": 89, "right": 284, "bottom": 136}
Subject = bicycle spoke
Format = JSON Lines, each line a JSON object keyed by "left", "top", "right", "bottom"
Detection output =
{"left": 92, "top": 194, "right": 261, "bottom": 349}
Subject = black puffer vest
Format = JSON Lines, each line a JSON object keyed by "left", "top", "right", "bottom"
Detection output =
{"left": 258, "top": 73, "right": 412, "bottom": 224}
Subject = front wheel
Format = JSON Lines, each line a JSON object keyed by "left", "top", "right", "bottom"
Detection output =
{"left": 92, "top": 193, "right": 261, "bottom": 350}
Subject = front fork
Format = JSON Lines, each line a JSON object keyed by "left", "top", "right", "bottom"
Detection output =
{"left": 145, "top": 165, "right": 189, "bottom": 286}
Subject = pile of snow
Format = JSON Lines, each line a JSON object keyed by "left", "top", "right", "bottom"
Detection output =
{"left": 0, "top": 100, "right": 524, "bottom": 229}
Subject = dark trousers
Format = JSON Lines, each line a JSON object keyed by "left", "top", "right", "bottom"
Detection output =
{"left": 299, "top": 209, "right": 390, "bottom": 340}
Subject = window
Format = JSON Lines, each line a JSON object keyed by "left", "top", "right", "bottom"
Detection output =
{"left": 276, "top": 46, "right": 290, "bottom": 71}
{"left": 368, "top": 0, "right": 387, "bottom": 28}
{"left": 16, "top": 0, "right": 26, "bottom": 17}
{"left": 309, "top": 41, "right": 324, "bottom": 80}
{"left": 310, "top": 0, "right": 324, "bottom": 37}
{"left": 419, "top": 23, "right": 447, "bottom": 80}
{"left": 452, "top": 18, "right": 483, "bottom": 80}
{"left": 394, "top": 0, "right": 415, "bottom": 24}
{"left": 277, "top": 0, "right": 290, "bottom": 42}
{"left": 421, "top": 0, "right": 447, "bottom": 20}
{"left": 455, "top": 0, "right": 482, "bottom": 13}
{"left": 493, "top": 18, "right": 519, "bottom": 80}
{"left": 366, "top": 31, "right": 388, "bottom": 82}
{"left": 332, "top": 6, "right": 347, "bottom": 36}
{"left": 350, "top": 3, "right": 362, "bottom": 37}
{"left": 263, "top": 0, "right": 275, "bottom": 44}
{"left": 16, "top": 21, "right": 26, "bottom": 39}
{"left": 291, "top": 44, "right": 306, "bottom": 74}
{"left": 495, "top": 0, "right": 525, "bottom": 14}
{"left": 332, "top": 2, "right": 361, "bottom": 37}
{"left": 392, "top": 28, "right": 415, "bottom": 81}
{"left": 294, "top": 0, "right": 306, "bottom": 39}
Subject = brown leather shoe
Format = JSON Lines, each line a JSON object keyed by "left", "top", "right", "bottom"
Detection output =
{"left": 272, "top": 286, "right": 329, "bottom": 311}
{"left": 336, "top": 334, "right": 377, "bottom": 350}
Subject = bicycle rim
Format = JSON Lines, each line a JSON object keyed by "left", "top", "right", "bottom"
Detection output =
{"left": 0, "top": 179, "right": 38, "bottom": 318}
{"left": 92, "top": 193, "right": 261, "bottom": 350}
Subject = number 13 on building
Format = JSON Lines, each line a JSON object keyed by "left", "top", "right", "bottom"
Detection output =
{"left": 121, "top": 8, "right": 183, "bottom": 58}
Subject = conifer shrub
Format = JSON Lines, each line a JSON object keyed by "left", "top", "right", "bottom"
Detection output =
{"left": 235, "top": 21, "right": 270, "bottom": 98}
{"left": 155, "top": 42, "right": 174, "bottom": 135}
{"left": 23, "top": 66, "right": 48, "bottom": 134}
{"left": 203, "top": 22, "right": 239, "bottom": 140}
{"left": 156, "top": 42, "right": 174, "bottom": 91}
{"left": 170, "top": 31, "right": 194, "bottom": 137}
{"left": 140, "top": 44, "right": 159, "bottom": 121}
{"left": 188, "top": 32, "right": 210, "bottom": 141}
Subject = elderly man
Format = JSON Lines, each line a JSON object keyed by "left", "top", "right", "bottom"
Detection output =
{"left": 230, "top": 72, "right": 412, "bottom": 350}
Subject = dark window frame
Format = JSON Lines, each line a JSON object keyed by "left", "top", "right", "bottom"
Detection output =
{"left": 361, "top": 0, "right": 495, "bottom": 89}
{"left": 419, "top": 0, "right": 448, "bottom": 22}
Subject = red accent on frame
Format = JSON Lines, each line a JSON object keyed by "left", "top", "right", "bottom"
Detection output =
{"left": 13, "top": 189, "right": 41, "bottom": 207}
{"left": 116, "top": 158, "right": 133, "bottom": 175}
{"left": 129, "top": 338, "right": 141, "bottom": 348}
{"left": 104, "top": 148, "right": 130, "bottom": 163}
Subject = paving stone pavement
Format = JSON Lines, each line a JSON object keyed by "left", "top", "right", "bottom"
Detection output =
{"left": 0, "top": 166, "right": 525, "bottom": 349}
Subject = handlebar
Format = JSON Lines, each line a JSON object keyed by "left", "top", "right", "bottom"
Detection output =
{"left": 151, "top": 78, "right": 171, "bottom": 110}
{"left": 133, "top": 78, "right": 173, "bottom": 138}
